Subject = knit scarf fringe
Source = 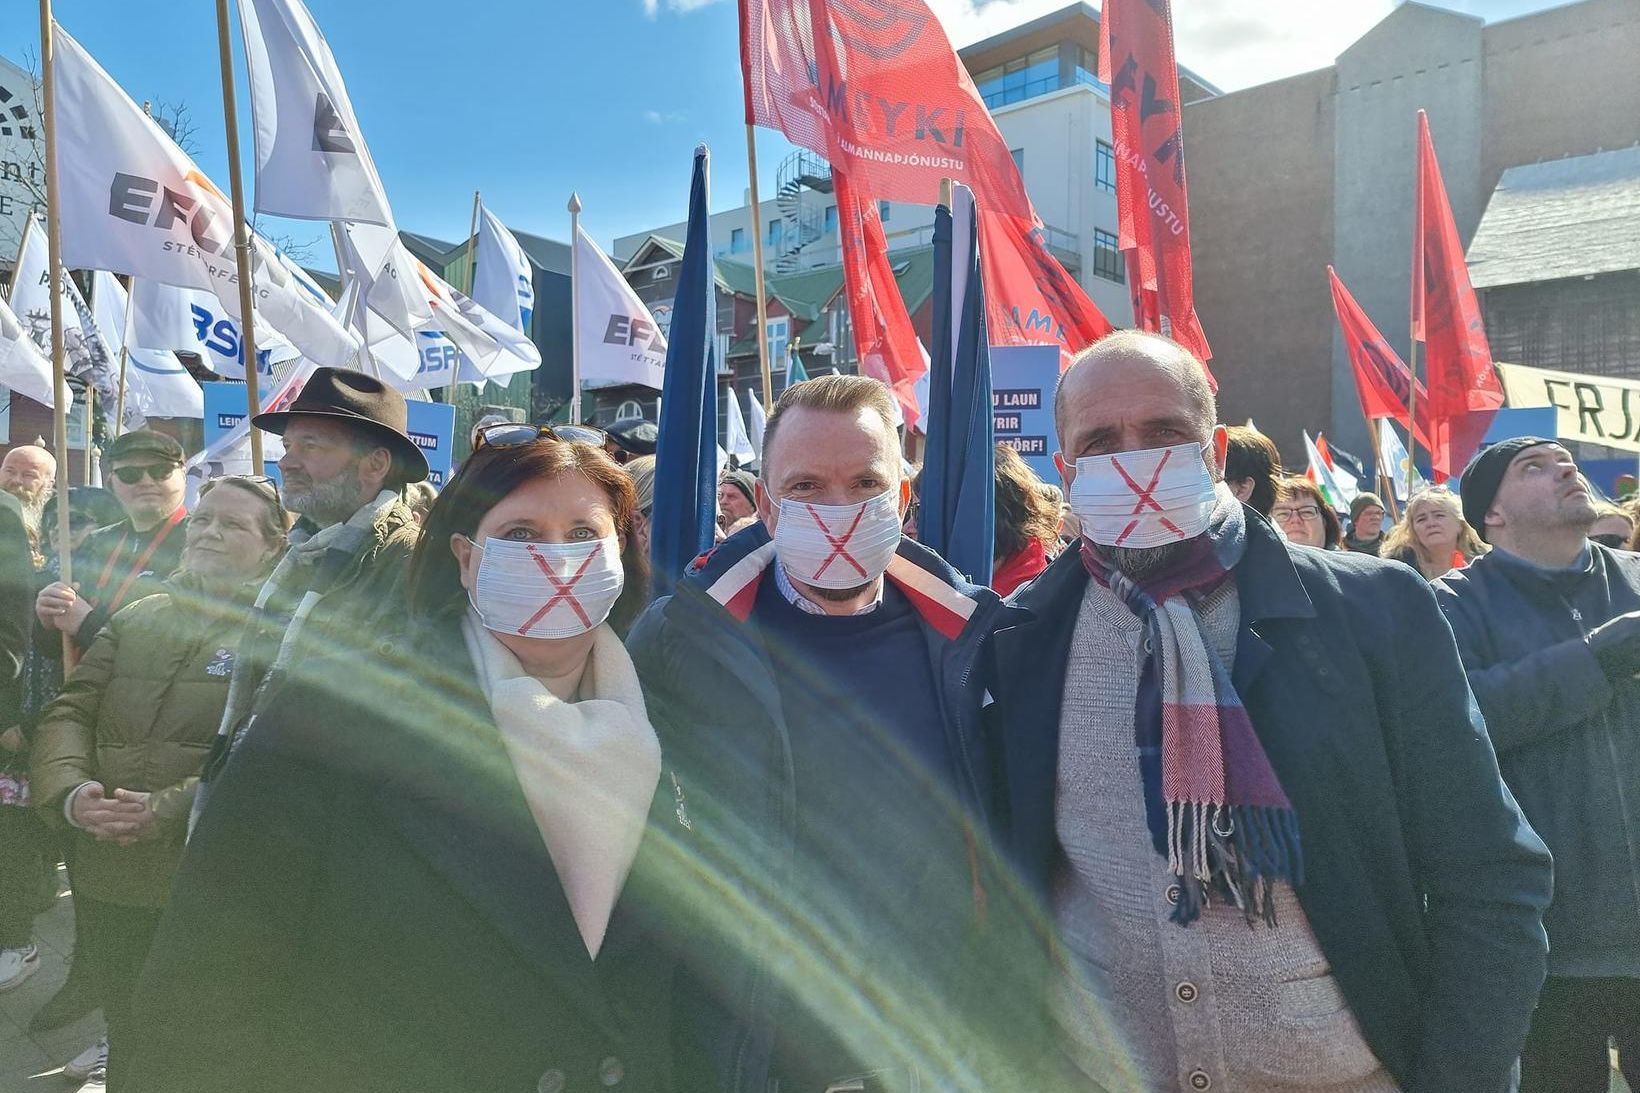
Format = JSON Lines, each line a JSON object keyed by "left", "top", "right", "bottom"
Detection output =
{"left": 1168, "top": 801, "right": 1306, "bottom": 927}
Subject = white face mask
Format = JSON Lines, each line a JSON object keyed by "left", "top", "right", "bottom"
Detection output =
{"left": 465, "top": 535, "right": 625, "bottom": 639}
{"left": 773, "top": 489, "right": 903, "bottom": 589}
{"left": 1070, "top": 441, "right": 1218, "bottom": 549}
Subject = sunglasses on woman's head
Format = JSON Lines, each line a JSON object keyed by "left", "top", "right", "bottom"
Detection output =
{"left": 1592, "top": 533, "right": 1628, "bottom": 549}
{"left": 110, "top": 462, "right": 179, "bottom": 484}
{"left": 474, "top": 423, "right": 608, "bottom": 450}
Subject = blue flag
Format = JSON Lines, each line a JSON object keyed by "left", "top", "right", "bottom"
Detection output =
{"left": 918, "top": 184, "right": 995, "bottom": 586}
{"left": 649, "top": 146, "right": 719, "bottom": 594}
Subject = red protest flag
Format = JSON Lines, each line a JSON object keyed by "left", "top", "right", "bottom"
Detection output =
{"left": 1413, "top": 110, "right": 1504, "bottom": 477}
{"left": 738, "top": 0, "right": 1112, "bottom": 364}
{"left": 1098, "top": 0, "right": 1213, "bottom": 379}
{"left": 834, "top": 169, "right": 927, "bottom": 428}
{"left": 1328, "top": 266, "right": 1432, "bottom": 451}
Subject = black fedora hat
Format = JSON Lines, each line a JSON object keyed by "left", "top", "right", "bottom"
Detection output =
{"left": 252, "top": 367, "right": 428, "bottom": 483}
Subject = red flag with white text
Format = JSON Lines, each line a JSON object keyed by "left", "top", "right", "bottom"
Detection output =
{"left": 739, "top": 0, "right": 1112, "bottom": 365}
{"left": 1413, "top": 110, "right": 1503, "bottom": 478}
{"left": 835, "top": 170, "right": 927, "bottom": 427}
{"left": 1328, "top": 266, "right": 1433, "bottom": 452}
{"left": 1098, "top": 0, "right": 1213, "bottom": 377}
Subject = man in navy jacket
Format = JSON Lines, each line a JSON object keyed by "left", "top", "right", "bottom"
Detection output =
{"left": 989, "top": 332, "right": 1550, "bottom": 1092}
{"left": 629, "top": 374, "right": 1044, "bottom": 1093}
{"left": 1436, "top": 438, "right": 1640, "bottom": 1092}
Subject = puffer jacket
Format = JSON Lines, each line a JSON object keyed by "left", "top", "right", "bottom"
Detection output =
{"left": 31, "top": 575, "right": 259, "bottom": 907}
{"left": 1435, "top": 542, "right": 1640, "bottom": 974}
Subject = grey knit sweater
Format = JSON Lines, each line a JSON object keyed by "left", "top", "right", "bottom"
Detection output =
{"left": 1049, "top": 577, "right": 1399, "bottom": 1092}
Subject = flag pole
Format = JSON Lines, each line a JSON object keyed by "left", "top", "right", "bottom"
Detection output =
{"left": 1365, "top": 416, "right": 1400, "bottom": 523}
{"left": 1405, "top": 335, "right": 1420, "bottom": 500}
{"left": 82, "top": 386, "right": 93, "bottom": 484}
{"left": 450, "top": 189, "right": 480, "bottom": 405}
{"left": 568, "top": 192, "right": 582, "bottom": 425}
{"left": 37, "top": 0, "right": 74, "bottom": 660}
{"left": 744, "top": 124, "right": 773, "bottom": 409}
{"left": 213, "top": 0, "right": 263, "bottom": 469}
{"left": 330, "top": 223, "right": 380, "bottom": 380}
{"left": 113, "top": 276, "right": 132, "bottom": 438}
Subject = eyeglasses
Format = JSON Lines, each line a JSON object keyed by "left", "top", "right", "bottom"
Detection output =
{"left": 474, "top": 423, "right": 608, "bottom": 451}
{"left": 1272, "top": 505, "right": 1322, "bottom": 521}
{"left": 110, "top": 463, "right": 180, "bottom": 485}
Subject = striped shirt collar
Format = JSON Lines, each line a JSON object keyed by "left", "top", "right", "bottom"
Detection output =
{"left": 773, "top": 559, "right": 882, "bottom": 616}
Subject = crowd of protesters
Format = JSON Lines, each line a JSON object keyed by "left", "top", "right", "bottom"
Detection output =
{"left": 0, "top": 339, "right": 1631, "bottom": 1092}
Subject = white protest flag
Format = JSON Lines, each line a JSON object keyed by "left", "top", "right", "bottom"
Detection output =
{"left": 574, "top": 225, "right": 664, "bottom": 390}
{"left": 0, "top": 291, "right": 65, "bottom": 411}
{"left": 51, "top": 25, "right": 359, "bottom": 366}
{"left": 1378, "top": 418, "right": 1429, "bottom": 502}
{"left": 90, "top": 271, "right": 204, "bottom": 422}
{"left": 724, "top": 383, "right": 755, "bottom": 463}
{"left": 237, "top": 0, "right": 393, "bottom": 230}
{"left": 747, "top": 390, "right": 766, "bottom": 457}
{"left": 128, "top": 278, "right": 302, "bottom": 379}
{"left": 11, "top": 217, "right": 120, "bottom": 424}
{"left": 473, "top": 204, "right": 535, "bottom": 334}
{"left": 1303, "top": 431, "right": 1352, "bottom": 514}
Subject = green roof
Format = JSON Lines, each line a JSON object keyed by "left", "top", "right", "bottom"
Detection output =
{"left": 724, "top": 245, "right": 937, "bottom": 357}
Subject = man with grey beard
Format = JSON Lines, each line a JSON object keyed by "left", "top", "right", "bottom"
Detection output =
{"left": 987, "top": 331, "right": 1551, "bottom": 1092}
{"left": 0, "top": 444, "right": 56, "bottom": 535}
{"left": 192, "top": 368, "right": 425, "bottom": 825}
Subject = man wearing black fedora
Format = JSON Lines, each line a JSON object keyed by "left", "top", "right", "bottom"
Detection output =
{"left": 192, "top": 368, "right": 427, "bottom": 824}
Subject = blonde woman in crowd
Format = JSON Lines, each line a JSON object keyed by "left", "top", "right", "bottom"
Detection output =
{"left": 1382, "top": 486, "right": 1488, "bottom": 580}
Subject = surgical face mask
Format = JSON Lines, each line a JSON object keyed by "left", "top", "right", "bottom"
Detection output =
{"left": 773, "top": 489, "right": 903, "bottom": 589}
{"left": 1069, "top": 441, "right": 1218, "bottom": 549}
{"left": 465, "top": 535, "right": 624, "bottom": 639}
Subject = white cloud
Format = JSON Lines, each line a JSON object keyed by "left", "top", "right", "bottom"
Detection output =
{"left": 644, "top": 109, "right": 689, "bottom": 125}
{"left": 643, "top": 0, "right": 723, "bottom": 16}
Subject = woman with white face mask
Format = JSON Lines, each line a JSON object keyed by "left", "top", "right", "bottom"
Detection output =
{"left": 122, "top": 429, "right": 694, "bottom": 1093}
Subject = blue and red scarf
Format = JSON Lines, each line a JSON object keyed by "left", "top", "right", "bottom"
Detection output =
{"left": 1081, "top": 489, "right": 1303, "bottom": 926}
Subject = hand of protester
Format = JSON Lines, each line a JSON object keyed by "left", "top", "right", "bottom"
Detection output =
{"left": 0, "top": 727, "right": 22, "bottom": 753}
{"left": 69, "top": 782, "right": 148, "bottom": 841}
{"left": 36, "top": 582, "right": 91, "bottom": 634}
{"left": 102, "top": 789, "right": 157, "bottom": 845}
{"left": 1586, "top": 610, "right": 1640, "bottom": 678}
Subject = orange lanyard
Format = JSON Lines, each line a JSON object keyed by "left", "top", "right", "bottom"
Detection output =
{"left": 94, "top": 507, "right": 185, "bottom": 615}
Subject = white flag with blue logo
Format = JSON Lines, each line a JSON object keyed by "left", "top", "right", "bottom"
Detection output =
{"left": 1379, "top": 418, "right": 1430, "bottom": 502}
{"left": 473, "top": 205, "right": 534, "bottom": 335}
{"left": 50, "top": 25, "right": 360, "bottom": 366}
{"left": 575, "top": 225, "right": 665, "bottom": 390}
{"left": 0, "top": 290, "right": 64, "bottom": 411}
{"left": 90, "top": 271, "right": 203, "bottom": 423}
{"left": 127, "top": 279, "right": 301, "bottom": 380}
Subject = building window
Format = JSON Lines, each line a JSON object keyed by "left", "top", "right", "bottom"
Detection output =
{"left": 824, "top": 204, "right": 838, "bottom": 234}
{"left": 975, "top": 46, "right": 1060, "bottom": 109}
{"left": 768, "top": 316, "right": 790, "bottom": 374}
{"left": 768, "top": 219, "right": 783, "bottom": 248}
{"left": 1093, "top": 228, "right": 1124, "bottom": 284}
{"left": 1073, "top": 46, "right": 1110, "bottom": 96}
{"left": 730, "top": 227, "right": 745, "bottom": 253}
{"left": 1010, "top": 148, "right": 1025, "bottom": 176}
{"left": 1095, "top": 139, "right": 1116, "bottom": 194}
{"left": 878, "top": 200, "right": 891, "bottom": 223}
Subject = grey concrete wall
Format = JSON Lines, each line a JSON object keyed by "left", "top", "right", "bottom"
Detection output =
{"left": 1330, "top": 4, "right": 1487, "bottom": 463}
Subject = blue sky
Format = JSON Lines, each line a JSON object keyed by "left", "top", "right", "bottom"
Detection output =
{"left": 3, "top": 0, "right": 1555, "bottom": 270}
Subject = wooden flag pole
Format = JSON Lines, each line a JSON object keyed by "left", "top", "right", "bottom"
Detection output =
{"left": 449, "top": 190, "right": 480, "bottom": 405}
{"left": 214, "top": 0, "right": 264, "bottom": 469}
{"left": 37, "top": 0, "right": 74, "bottom": 661}
{"left": 744, "top": 125, "right": 774, "bottom": 409}
{"left": 82, "top": 386, "right": 93, "bottom": 484}
{"left": 568, "top": 192, "right": 582, "bottom": 425}
{"left": 1405, "top": 334, "right": 1421, "bottom": 501}
{"left": 113, "top": 277, "right": 132, "bottom": 438}
{"left": 1364, "top": 416, "right": 1401, "bottom": 523}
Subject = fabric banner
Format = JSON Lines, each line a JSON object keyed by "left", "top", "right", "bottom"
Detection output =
{"left": 474, "top": 204, "right": 535, "bottom": 334}
{"left": 89, "top": 271, "right": 204, "bottom": 423}
{"left": 739, "top": 0, "right": 1111, "bottom": 363}
{"left": 11, "top": 217, "right": 122, "bottom": 426}
{"left": 723, "top": 380, "right": 755, "bottom": 463}
{"left": 50, "top": 25, "right": 359, "bottom": 366}
{"left": 1497, "top": 362, "right": 1640, "bottom": 454}
{"left": 834, "top": 169, "right": 925, "bottom": 425}
{"left": 237, "top": 0, "right": 394, "bottom": 229}
{"left": 1328, "top": 265, "right": 1431, "bottom": 451}
{"left": 1098, "top": 0, "right": 1211, "bottom": 368}
{"left": 1412, "top": 110, "right": 1503, "bottom": 478}
{"left": 128, "top": 277, "right": 301, "bottom": 379}
{"left": 574, "top": 224, "right": 665, "bottom": 390}
{"left": 0, "top": 287, "right": 63, "bottom": 410}
{"left": 1378, "top": 419, "right": 1429, "bottom": 502}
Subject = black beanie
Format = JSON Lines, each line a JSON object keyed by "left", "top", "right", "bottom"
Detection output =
{"left": 1459, "top": 436, "right": 1555, "bottom": 542}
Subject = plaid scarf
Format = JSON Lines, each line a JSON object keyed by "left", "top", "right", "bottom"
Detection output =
{"left": 1080, "top": 488, "right": 1303, "bottom": 926}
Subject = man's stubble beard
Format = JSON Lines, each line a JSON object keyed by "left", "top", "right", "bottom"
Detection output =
{"left": 1108, "top": 541, "right": 1191, "bottom": 583}
{"left": 285, "top": 463, "right": 366, "bottom": 526}
{"left": 803, "top": 579, "right": 875, "bottom": 603}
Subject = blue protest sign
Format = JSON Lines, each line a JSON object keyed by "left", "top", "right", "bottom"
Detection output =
{"left": 201, "top": 381, "right": 280, "bottom": 479}
{"left": 989, "top": 344, "right": 1060, "bottom": 481}
{"left": 405, "top": 400, "right": 456, "bottom": 488}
